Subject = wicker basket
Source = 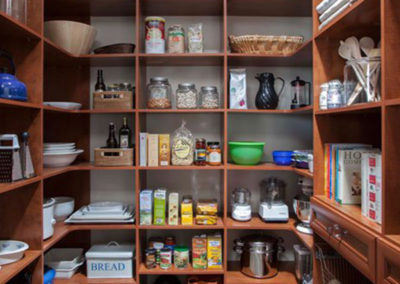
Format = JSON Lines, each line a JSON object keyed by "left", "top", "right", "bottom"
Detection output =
{"left": 229, "top": 35, "right": 304, "bottom": 55}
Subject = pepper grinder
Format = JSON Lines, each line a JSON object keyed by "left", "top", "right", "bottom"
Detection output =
{"left": 21, "top": 132, "right": 35, "bottom": 179}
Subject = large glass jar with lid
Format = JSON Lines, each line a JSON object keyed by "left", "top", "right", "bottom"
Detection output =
{"left": 176, "top": 83, "right": 198, "bottom": 109}
{"left": 147, "top": 77, "right": 172, "bottom": 109}
{"left": 199, "top": 86, "right": 219, "bottom": 109}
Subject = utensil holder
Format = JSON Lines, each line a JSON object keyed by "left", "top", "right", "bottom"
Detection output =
{"left": 94, "top": 148, "right": 133, "bottom": 166}
{"left": 93, "top": 91, "right": 133, "bottom": 109}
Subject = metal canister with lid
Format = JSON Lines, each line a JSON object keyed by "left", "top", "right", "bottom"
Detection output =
{"left": 200, "top": 86, "right": 219, "bottom": 109}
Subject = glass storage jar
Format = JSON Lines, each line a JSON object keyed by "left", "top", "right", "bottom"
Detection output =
{"left": 0, "top": 0, "right": 26, "bottom": 24}
{"left": 344, "top": 57, "right": 381, "bottom": 106}
{"left": 199, "top": 86, "right": 219, "bottom": 109}
{"left": 176, "top": 83, "right": 198, "bottom": 109}
{"left": 147, "top": 77, "right": 172, "bottom": 109}
{"left": 327, "top": 80, "right": 343, "bottom": 109}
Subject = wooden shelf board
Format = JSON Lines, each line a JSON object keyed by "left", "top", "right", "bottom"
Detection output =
{"left": 314, "top": 0, "right": 380, "bottom": 40}
{"left": 0, "top": 11, "right": 41, "bottom": 40}
{"left": 139, "top": 109, "right": 225, "bottom": 113}
{"left": 0, "top": 176, "right": 41, "bottom": 195}
{"left": 315, "top": 102, "right": 382, "bottom": 115}
{"left": 0, "top": 98, "right": 42, "bottom": 110}
{"left": 293, "top": 168, "right": 313, "bottom": 179}
{"left": 386, "top": 235, "right": 400, "bottom": 249}
{"left": 43, "top": 105, "right": 136, "bottom": 114}
{"left": 0, "top": 250, "right": 41, "bottom": 283}
{"left": 139, "top": 165, "right": 224, "bottom": 170}
{"left": 228, "top": 40, "right": 312, "bottom": 67}
{"left": 44, "top": 223, "right": 135, "bottom": 251}
{"left": 227, "top": 0, "right": 311, "bottom": 16}
{"left": 228, "top": 106, "right": 313, "bottom": 114}
{"left": 140, "top": 0, "right": 223, "bottom": 16}
{"left": 54, "top": 272, "right": 136, "bottom": 284}
{"left": 139, "top": 53, "right": 224, "bottom": 66}
{"left": 313, "top": 195, "right": 382, "bottom": 234}
{"left": 138, "top": 263, "right": 224, "bottom": 275}
{"left": 226, "top": 261, "right": 296, "bottom": 284}
{"left": 385, "top": 98, "right": 400, "bottom": 107}
{"left": 45, "top": 0, "right": 135, "bottom": 17}
{"left": 226, "top": 216, "right": 293, "bottom": 230}
{"left": 139, "top": 217, "right": 224, "bottom": 230}
{"left": 227, "top": 163, "right": 293, "bottom": 171}
{"left": 293, "top": 228, "right": 314, "bottom": 250}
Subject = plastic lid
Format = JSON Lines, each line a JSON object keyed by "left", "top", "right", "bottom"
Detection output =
{"left": 201, "top": 86, "right": 217, "bottom": 92}
{"left": 150, "top": 77, "right": 169, "bottom": 84}
{"left": 85, "top": 242, "right": 134, "bottom": 259}
{"left": 178, "top": 83, "right": 195, "bottom": 89}
{"left": 174, "top": 245, "right": 189, "bottom": 252}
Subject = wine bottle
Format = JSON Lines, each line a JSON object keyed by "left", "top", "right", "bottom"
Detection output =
{"left": 95, "top": 69, "right": 106, "bottom": 92}
{"left": 119, "top": 117, "right": 131, "bottom": 148}
{"left": 106, "top": 123, "right": 118, "bottom": 148}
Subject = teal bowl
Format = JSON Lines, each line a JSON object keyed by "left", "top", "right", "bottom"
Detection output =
{"left": 229, "top": 141, "right": 265, "bottom": 165}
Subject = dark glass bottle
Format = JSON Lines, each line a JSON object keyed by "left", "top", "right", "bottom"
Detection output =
{"left": 95, "top": 69, "right": 106, "bottom": 92}
{"left": 106, "top": 123, "right": 118, "bottom": 148}
{"left": 119, "top": 117, "right": 131, "bottom": 148}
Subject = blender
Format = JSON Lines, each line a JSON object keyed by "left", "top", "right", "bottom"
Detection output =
{"left": 232, "top": 188, "right": 252, "bottom": 221}
{"left": 259, "top": 178, "right": 288, "bottom": 222}
{"left": 293, "top": 177, "right": 313, "bottom": 234}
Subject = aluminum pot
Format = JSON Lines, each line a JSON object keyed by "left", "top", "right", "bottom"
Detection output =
{"left": 43, "top": 198, "right": 56, "bottom": 240}
{"left": 233, "top": 235, "right": 284, "bottom": 279}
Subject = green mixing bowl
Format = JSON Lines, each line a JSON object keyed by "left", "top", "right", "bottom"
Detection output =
{"left": 229, "top": 141, "right": 265, "bottom": 165}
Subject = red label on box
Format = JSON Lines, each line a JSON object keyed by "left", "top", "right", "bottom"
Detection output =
{"left": 369, "top": 192, "right": 376, "bottom": 202}
{"left": 369, "top": 210, "right": 376, "bottom": 219}
{"left": 369, "top": 157, "right": 376, "bottom": 167}
{"left": 369, "top": 175, "right": 376, "bottom": 184}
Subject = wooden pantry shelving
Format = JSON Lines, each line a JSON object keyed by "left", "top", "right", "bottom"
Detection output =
{"left": 2, "top": 0, "right": 399, "bottom": 283}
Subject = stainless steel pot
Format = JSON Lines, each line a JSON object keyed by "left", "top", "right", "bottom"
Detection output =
{"left": 233, "top": 235, "right": 284, "bottom": 279}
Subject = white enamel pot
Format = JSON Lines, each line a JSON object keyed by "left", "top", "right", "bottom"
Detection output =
{"left": 43, "top": 198, "right": 56, "bottom": 240}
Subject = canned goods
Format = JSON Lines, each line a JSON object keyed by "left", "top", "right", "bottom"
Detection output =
{"left": 145, "top": 248, "right": 157, "bottom": 269}
{"left": 160, "top": 248, "right": 172, "bottom": 270}
{"left": 145, "top": 16, "right": 166, "bottom": 54}
{"left": 174, "top": 245, "right": 189, "bottom": 269}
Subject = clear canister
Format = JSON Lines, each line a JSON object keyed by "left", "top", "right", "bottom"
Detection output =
{"left": 327, "top": 80, "right": 343, "bottom": 109}
{"left": 147, "top": 77, "right": 172, "bottom": 109}
{"left": 200, "top": 86, "right": 219, "bottom": 109}
{"left": 176, "top": 83, "right": 198, "bottom": 109}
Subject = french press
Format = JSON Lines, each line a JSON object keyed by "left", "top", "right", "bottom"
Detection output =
{"left": 290, "top": 76, "right": 311, "bottom": 109}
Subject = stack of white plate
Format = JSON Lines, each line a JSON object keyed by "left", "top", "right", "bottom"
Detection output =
{"left": 43, "top": 102, "right": 82, "bottom": 110}
{"left": 44, "top": 143, "right": 84, "bottom": 168}
{"left": 65, "top": 202, "right": 135, "bottom": 224}
{"left": 45, "top": 248, "right": 84, "bottom": 279}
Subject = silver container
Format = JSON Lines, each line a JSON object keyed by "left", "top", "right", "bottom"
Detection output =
{"left": 293, "top": 245, "right": 312, "bottom": 282}
{"left": 293, "top": 196, "right": 312, "bottom": 235}
{"left": 233, "top": 235, "right": 284, "bottom": 279}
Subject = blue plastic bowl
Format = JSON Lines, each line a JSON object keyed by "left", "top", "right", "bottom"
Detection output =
{"left": 272, "top": 150, "right": 293, "bottom": 166}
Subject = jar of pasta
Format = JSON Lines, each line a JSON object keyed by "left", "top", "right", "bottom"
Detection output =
{"left": 167, "top": 25, "right": 184, "bottom": 53}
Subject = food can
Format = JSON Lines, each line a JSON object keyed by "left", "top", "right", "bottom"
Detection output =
{"left": 145, "top": 16, "right": 166, "bottom": 54}
{"left": 145, "top": 248, "right": 157, "bottom": 269}
{"left": 160, "top": 248, "right": 172, "bottom": 270}
{"left": 174, "top": 245, "right": 189, "bottom": 269}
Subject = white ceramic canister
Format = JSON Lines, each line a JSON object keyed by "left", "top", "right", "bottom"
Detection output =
{"left": 43, "top": 198, "right": 56, "bottom": 240}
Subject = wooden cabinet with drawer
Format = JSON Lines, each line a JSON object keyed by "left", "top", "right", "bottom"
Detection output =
{"left": 378, "top": 238, "right": 400, "bottom": 284}
{"left": 311, "top": 197, "right": 378, "bottom": 282}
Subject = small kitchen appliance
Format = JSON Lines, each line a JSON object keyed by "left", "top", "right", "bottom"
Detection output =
{"left": 293, "top": 177, "right": 313, "bottom": 235}
{"left": 231, "top": 187, "right": 252, "bottom": 221}
{"left": 259, "top": 178, "right": 288, "bottom": 222}
{"left": 293, "top": 244, "right": 312, "bottom": 283}
{"left": 0, "top": 134, "right": 22, "bottom": 182}
{"left": 290, "top": 76, "right": 311, "bottom": 109}
{"left": 0, "top": 49, "right": 27, "bottom": 101}
{"left": 233, "top": 235, "right": 284, "bottom": 279}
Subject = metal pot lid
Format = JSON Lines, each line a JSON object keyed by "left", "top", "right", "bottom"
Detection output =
{"left": 43, "top": 198, "right": 55, "bottom": 208}
{"left": 241, "top": 235, "right": 278, "bottom": 250}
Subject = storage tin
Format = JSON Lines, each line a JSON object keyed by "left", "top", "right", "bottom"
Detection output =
{"left": 86, "top": 242, "right": 134, "bottom": 279}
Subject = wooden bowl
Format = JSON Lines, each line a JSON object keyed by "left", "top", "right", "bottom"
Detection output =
{"left": 44, "top": 20, "right": 97, "bottom": 55}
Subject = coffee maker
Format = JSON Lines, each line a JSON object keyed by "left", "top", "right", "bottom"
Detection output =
{"left": 259, "top": 178, "right": 289, "bottom": 222}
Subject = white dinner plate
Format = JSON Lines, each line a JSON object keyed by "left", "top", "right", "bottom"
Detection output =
{"left": 44, "top": 102, "right": 82, "bottom": 110}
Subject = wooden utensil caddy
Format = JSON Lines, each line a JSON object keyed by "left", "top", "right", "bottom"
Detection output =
{"left": 93, "top": 91, "right": 133, "bottom": 109}
{"left": 94, "top": 148, "right": 133, "bottom": 166}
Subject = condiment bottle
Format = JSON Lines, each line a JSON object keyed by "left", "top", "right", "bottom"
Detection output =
{"left": 194, "top": 138, "right": 206, "bottom": 166}
{"left": 207, "top": 142, "right": 222, "bottom": 166}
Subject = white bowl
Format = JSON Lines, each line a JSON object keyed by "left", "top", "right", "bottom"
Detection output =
{"left": 44, "top": 102, "right": 82, "bottom": 110}
{"left": 44, "top": 143, "right": 76, "bottom": 148}
{"left": 0, "top": 240, "right": 29, "bottom": 265}
{"left": 44, "top": 20, "right": 97, "bottom": 55}
{"left": 53, "top": 197, "right": 75, "bottom": 222}
{"left": 44, "top": 149, "right": 84, "bottom": 168}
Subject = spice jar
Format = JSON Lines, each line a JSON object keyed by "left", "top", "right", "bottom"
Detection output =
{"left": 176, "top": 83, "right": 198, "bottom": 109}
{"left": 207, "top": 142, "right": 222, "bottom": 166}
{"left": 167, "top": 25, "right": 185, "bottom": 54}
{"left": 200, "top": 86, "right": 219, "bottom": 109}
{"left": 195, "top": 138, "right": 207, "bottom": 166}
{"left": 147, "top": 77, "right": 172, "bottom": 109}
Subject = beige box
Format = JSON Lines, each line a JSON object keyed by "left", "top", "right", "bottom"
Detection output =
{"left": 147, "top": 134, "right": 159, "bottom": 167}
{"left": 159, "top": 134, "right": 170, "bottom": 166}
{"left": 93, "top": 91, "right": 133, "bottom": 109}
{"left": 168, "top": 192, "right": 179, "bottom": 225}
{"left": 94, "top": 148, "right": 133, "bottom": 166}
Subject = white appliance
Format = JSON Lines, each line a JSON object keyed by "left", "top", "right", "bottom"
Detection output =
{"left": 231, "top": 188, "right": 252, "bottom": 221}
{"left": 259, "top": 178, "right": 289, "bottom": 222}
{"left": 43, "top": 198, "right": 56, "bottom": 240}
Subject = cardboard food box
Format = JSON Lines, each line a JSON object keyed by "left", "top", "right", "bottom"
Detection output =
{"left": 153, "top": 188, "right": 166, "bottom": 225}
{"left": 139, "top": 190, "right": 153, "bottom": 225}
{"left": 192, "top": 235, "right": 207, "bottom": 269}
{"left": 181, "top": 197, "right": 193, "bottom": 225}
{"left": 207, "top": 234, "right": 222, "bottom": 269}
{"left": 147, "top": 134, "right": 159, "bottom": 167}
{"left": 139, "top": 132, "right": 148, "bottom": 167}
{"left": 168, "top": 192, "right": 179, "bottom": 225}
{"left": 159, "top": 134, "right": 170, "bottom": 166}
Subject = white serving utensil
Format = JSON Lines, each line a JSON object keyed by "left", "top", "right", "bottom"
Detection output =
{"left": 359, "top": 37, "right": 375, "bottom": 57}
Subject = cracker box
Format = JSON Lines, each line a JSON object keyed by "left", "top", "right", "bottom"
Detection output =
{"left": 153, "top": 188, "right": 166, "bottom": 225}
{"left": 139, "top": 190, "right": 153, "bottom": 225}
{"left": 159, "top": 134, "right": 170, "bottom": 166}
{"left": 207, "top": 234, "right": 222, "bottom": 269}
{"left": 168, "top": 192, "right": 179, "bottom": 225}
{"left": 147, "top": 134, "right": 159, "bottom": 167}
{"left": 192, "top": 235, "right": 207, "bottom": 269}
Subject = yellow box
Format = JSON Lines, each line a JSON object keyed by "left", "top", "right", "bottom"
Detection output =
{"left": 159, "top": 134, "right": 170, "bottom": 166}
{"left": 207, "top": 234, "right": 222, "bottom": 269}
{"left": 181, "top": 200, "right": 193, "bottom": 225}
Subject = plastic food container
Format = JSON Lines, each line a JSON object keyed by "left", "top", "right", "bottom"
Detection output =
{"left": 228, "top": 141, "right": 265, "bottom": 165}
{"left": 272, "top": 151, "right": 293, "bottom": 166}
{"left": 86, "top": 241, "right": 134, "bottom": 279}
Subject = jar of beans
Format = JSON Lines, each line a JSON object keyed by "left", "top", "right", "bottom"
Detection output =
{"left": 200, "top": 86, "right": 219, "bottom": 109}
{"left": 176, "top": 83, "right": 198, "bottom": 109}
{"left": 147, "top": 77, "right": 172, "bottom": 109}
